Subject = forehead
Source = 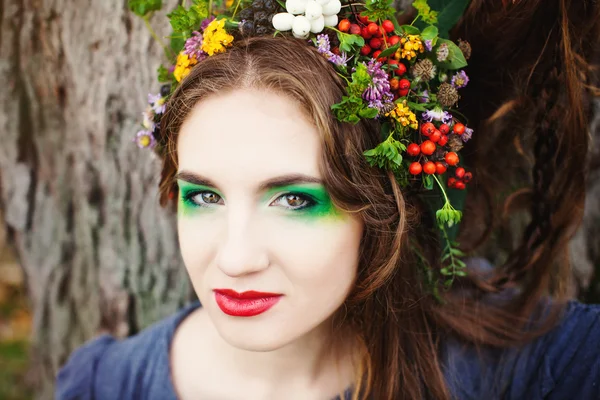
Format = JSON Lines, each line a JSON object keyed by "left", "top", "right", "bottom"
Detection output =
{"left": 176, "top": 89, "right": 322, "bottom": 186}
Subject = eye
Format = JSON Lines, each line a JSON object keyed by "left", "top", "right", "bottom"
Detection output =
{"left": 271, "top": 193, "right": 315, "bottom": 210}
{"left": 184, "top": 191, "right": 223, "bottom": 207}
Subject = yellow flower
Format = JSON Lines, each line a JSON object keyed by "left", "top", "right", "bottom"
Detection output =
{"left": 396, "top": 35, "right": 424, "bottom": 61}
{"left": 173, "top": 52, "right": 198, "bottom": 82}
{"left": 386, "top": 101, "right": 418, "bottom": 129}
{"left": 226, "top": 0, "right": 234, "bottom": 7}
{"left": 201, "top": 19, "right": 234, "bottom": 56}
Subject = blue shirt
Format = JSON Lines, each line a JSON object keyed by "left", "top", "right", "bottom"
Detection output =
{"left": 55, "top": 301, "right": 600, "bottom": 399}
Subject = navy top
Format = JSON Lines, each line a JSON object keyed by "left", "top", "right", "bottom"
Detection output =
{"left": 55, "top": 301, "right": 600, "bottom": 400}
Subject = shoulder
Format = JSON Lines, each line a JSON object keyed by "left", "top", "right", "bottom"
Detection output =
{"left": 443, "top": 301, "right": 600, "bottom": 400}
{"left": 514, "top": 300, "right": 600, "bottom": 399}
{"left": 55, "top": 302, "right": 201, "bottom": 400}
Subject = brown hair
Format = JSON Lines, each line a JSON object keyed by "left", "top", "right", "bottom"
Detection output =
{"left": 157, "top": 0, "right": 599, "bottom": 397}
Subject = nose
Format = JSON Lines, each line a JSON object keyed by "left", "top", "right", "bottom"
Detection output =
{"left": 216, "top": 210, "right": 270, "bottom": 277}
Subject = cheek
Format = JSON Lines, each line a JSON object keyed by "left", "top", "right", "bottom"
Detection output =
{"left": 177, "top": 216, "right": 217, "bottom": 283}
{"left": 266, "top": 217, "right": 363, "bottom": 299}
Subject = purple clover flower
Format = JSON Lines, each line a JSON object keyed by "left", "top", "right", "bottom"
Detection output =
{"left": 134, "top": 130, "right": 156, "bottom": 149}
{"left": 183, "top": 31, "right": 207, "bottom": 61}
{"left": 451, "top": 70, "right": 469, "bottom": 89}
{"left": 418, "top": 90, "right": 429, "bottom": 103}
{"left": 424, "top": 39, "right": 433, "bottom": 52}
{"left": 362, "top": 59, "right": 394, "bottom": 112}
{"left": 422, "top": 107, "right": 453, "bottom": 124}
{"left": 462, "top": 127, "right": 473, "bottom": 142}
{"left": 315, "top": 34, "right": 349, "bottom": 67}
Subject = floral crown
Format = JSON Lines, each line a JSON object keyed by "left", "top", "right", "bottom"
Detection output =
{"left": 131, "top": 0, "right": 474, "bottom": 295}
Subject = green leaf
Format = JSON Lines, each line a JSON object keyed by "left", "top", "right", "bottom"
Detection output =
{"left": 378, "top": 44, "right": 400, "bottom": 59}
{"left": 423, "top": 174, "right": 434, "bottom": 190}
{"left": 435, "top": 38, "right": 467, "bottom": 69}
{"left": 168, "top": 5, "right": 201, "bottom": 34}
{"left": 157, "top": 65, "right": 171, "bottom": 82}
{"left": 400, "top": 25, "right": 420, "bottom": 35}
{"left": 421, "top": 25, "right": 438, "bottom": 41}
{"left": 170, "top": 36, "right": 185, "bottom": 54}
{"left": 359, "top": 107, "right": 379, "bottom": 119}
{"left": 337, "top": 32, "right": 365, "bottom": 53}
{"left": 435, "top": 0, "right": 470, "bottom": 38}
{"left": 407, "top": 101, "right": 428, "bottom": 112}
{"left": 128, "top": 0, "right": 162, "bottom": 17}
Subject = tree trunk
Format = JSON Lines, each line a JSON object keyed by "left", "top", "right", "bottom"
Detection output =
{"left": 0, "top": 1, "right": 191, "bottom": 398}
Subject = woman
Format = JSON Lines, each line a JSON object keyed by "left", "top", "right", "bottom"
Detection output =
{"left": 56, "top": 0, "right": 600, "bottom": 399}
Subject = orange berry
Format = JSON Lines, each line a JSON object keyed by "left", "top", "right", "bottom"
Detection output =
{"left": 360, "top": 44, "right": 372, "bottom": 56}
{"left": 430, "top": 130, "right": 442, "bottom": 143}
{"left": 455, "top": 181, "right": 466, "bottom": 190}
{"left": 350, "top": 23, "right": 361, "bottom": 35}
{"left": 420, "top": 122, "right": 436, "bottom": 137}
{"left": 338, "top": 19, "right": 351, "bottom": 32}
{"left": 445, "top": 152, "right": 459, "bottom": 166}
{"left": 439, "top": 124, "right": 450, "bottom": 135}
{"left": 369, "top": 37, "right": 382, "bottom": 49}
{"left": 407, "top": 143, "right": 420, "bottom": 156}
{"left": 435, "top": 162, "right": 447, "bottom": 174}
{"left": 367, "top": 23, "right": 379, "bottom": 36}
{"left": 455, "top": 167, "right": 466, "bottom": 179}
{"left": 382, "top": 19, "right": 395, "bottom": 33}
{"left": 389, "top": 78, "right": 399, "bottom": 91}
{"left": 388, "top": 35, "right": 400, "bottom": 46}
{"left": 409, "top": 162, "right": 422, "bottom": 175}
{"left": 421, "top": 140, "right": 436, "bottom": 156}
{"left": 438, "top": 135, "right": 448, "bottom": 146}
{"left": 423, "top": 161, "right": 436, "bottom": 175}
{"left": 453, "top": 123, "right": 466, "bottom": 135}
{"left": 463, "top": 172, "right": 473, "bottom": 183}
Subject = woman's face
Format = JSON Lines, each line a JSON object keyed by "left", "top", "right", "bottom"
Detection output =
{"left": 176, "top": 89, "right": 363, "bottom": 351}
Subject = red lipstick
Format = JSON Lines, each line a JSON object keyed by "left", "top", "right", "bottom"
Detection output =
{"left": 213, "top": 289, "right": 282, "bottom": 317}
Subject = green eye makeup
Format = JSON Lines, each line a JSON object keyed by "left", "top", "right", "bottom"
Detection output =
{"left": 262, "top": 184, "right": 342, "bottom": 221}
{"left": 177, "top": 180, "right": 343, "bottom": 221}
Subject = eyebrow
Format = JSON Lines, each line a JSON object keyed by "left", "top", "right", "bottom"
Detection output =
{"left": 175, "top": 171, "right": 323, "bottom": 192}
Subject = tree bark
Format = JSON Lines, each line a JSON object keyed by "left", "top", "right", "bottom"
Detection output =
{"left": 0, "top": 1, "right": 191, "bottom": 398}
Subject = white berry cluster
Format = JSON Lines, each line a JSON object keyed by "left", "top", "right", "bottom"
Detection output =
{"left": 272, "top": 0, "right": 342, "bottom": 39}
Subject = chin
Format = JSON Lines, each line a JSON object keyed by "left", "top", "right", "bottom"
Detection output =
{"left": 214, "top": 316, "right": 295, "bottom": 352}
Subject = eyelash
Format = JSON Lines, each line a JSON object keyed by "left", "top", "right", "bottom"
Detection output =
{"left": 181, "top": 191, "right": 316, "bottom": 211}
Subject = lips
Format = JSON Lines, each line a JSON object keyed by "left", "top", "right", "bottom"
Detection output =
{"left": 213, "top": 289, "right": 282, "bottom": 317}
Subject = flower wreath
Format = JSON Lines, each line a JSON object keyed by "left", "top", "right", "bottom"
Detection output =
{"left": 130, "top": 0, "right": 474, "bottom": 297}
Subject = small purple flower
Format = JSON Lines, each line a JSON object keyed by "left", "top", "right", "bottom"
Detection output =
{"left": 142, "top": 108, "right": 156, "bottom": 132}
{"left": 363, "top": 59, "right": 394, "bottom": 112}
{"left": 134, "top": 130, "right": 156, "bottom": 149}
{"left": 315, "top": 34, "right": 349, "bottom": 67}
{"left": 183, "top": 31, "right": 206, "bottom": 60}
{"left": 316, "top": 34, "right": 331, "bottom": 54}
{"left": 328, "top": 52, "right": 349, "bottom": 67}
{"left": 451, "top": 70, "right": 469, "bottom": 89}
{"left": 422, "top": 107, "right": 453, "bottom": 124}
{"left": 418, "top": 90, "right": 429, "bottom": 103}
{"left": 424, "top": 39, "right": 433, "bottom": 52}
{"left": 200, "top": 16, "right": 216, "bottom": 31}
{"left": 462, "top": 127, "right": 473, "bottom": 142}
{"left": 147, "top": 93, "right": 166, "bottom": 114}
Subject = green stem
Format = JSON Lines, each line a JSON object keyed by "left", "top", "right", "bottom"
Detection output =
{"left": 232, "top": 0, "right": 243, "bottom": 18}
{"left": 143, "top": 14, "right": 175, "bottom": 61}
{"left": 432, "top": 174, "right": 450, "bottom": 205}
{"left": 209, "top": 0, "right": 214, "bottom": 16}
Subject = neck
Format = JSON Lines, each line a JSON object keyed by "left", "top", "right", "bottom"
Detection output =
{"left": 204, "top": 311, "right": 357, "bottom": 395}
